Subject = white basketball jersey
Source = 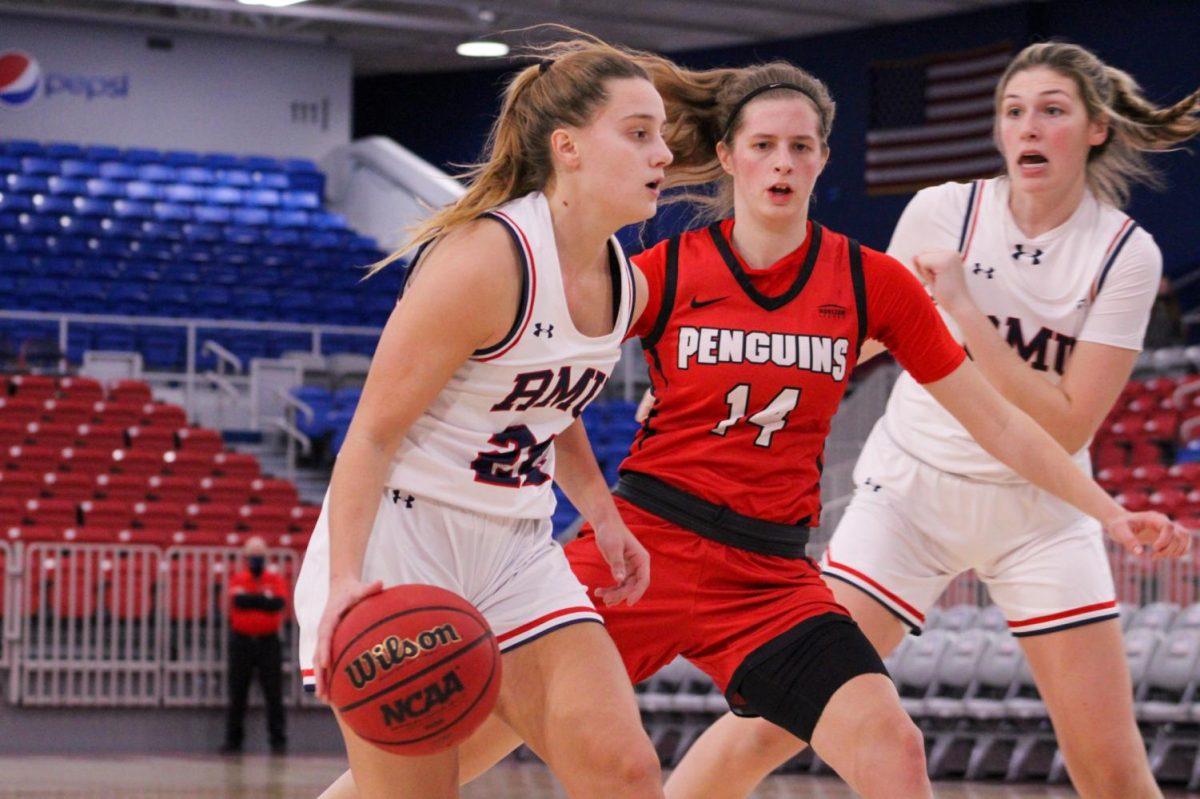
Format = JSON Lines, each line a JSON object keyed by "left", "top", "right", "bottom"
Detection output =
{"left": 882, "top": 177, "right": 1161, "bottom": 483}
{"left": 385, "top": 191, "right": 636, "bottom": 517}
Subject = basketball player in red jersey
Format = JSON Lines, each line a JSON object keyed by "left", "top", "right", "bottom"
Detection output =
{"left": 319, "top": 59, "right": 1186, "bottom": 799}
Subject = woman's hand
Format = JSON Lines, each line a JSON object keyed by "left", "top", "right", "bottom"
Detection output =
{"left": 591, "top": 518, "right": 651, "bottom": 607}
{"left": 914, "top": 250, "right": 973, "bottom": 317}
{"left": 311, "top": 575, "right": 384, "bottom": 702}
{"left": 1102, "top": 510, "right": 1192, "bottom": 559}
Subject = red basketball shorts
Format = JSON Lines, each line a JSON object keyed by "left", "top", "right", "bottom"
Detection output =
{"left": 564, "top": 497, "right": 848, "bottom": 692}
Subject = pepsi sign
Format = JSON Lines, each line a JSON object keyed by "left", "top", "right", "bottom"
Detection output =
{"left": 0, "top": 50, "right": 129, "bottom": 107}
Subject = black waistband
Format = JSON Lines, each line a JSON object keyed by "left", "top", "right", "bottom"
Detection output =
{"left": 614, "top": 471, "right": 810, "bottom": 558}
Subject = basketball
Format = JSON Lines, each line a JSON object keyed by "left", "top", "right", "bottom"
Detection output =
{"left": 328, "top": 584, "right": 501, "bottom": 756}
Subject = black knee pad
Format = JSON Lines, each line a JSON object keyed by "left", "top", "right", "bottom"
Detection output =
{"left": 725, "top": 612, "right": 887, "bottom": 743}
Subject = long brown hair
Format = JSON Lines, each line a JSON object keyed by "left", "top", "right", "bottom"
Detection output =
{"left": 369, "top": 28, "right": 651, "bottom": 275}
{"left": 996, "top": 42, "right": 1200, "bottom": 208}
{"left": 638, "top": 58, "right": 836, "bottom": 223}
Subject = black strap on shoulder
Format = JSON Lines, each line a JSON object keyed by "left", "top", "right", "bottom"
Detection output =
{"left": 1094, "top": 222, "right": 1140, "bottom": 299}
{"left": 848, "top": 238, "right": 868, "bottom": 357}
{"left": 640, "top": 235, "right": 679, "bottom": 350}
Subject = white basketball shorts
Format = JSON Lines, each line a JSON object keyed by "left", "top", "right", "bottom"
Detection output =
{"left": 821, "top": 422, "right": 1117, "bottom": 637}
{"left": 295, "top": 488, "right": 602, "bottom": 692}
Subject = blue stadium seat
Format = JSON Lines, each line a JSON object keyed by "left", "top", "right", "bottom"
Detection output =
{"left": 136, "top": 163, "right": 177, "bottom": 183}
{"left": 98, "top": 162, "right": 138, "bottom": 180}
{"left": 93, "top": 327, "right": 137, "bottom": 350}
{"left": 60, "top": 159, "right": 100, "bottom": 179}
{"left": 20, "top": 157, "right": 59, "bottom": 176}
{"left": 244, "top": 189, "right": 280, "bottom": 207}
{"left": 42, "top": 256, "right": 81, "bottom": 277}
{"left": 234, "top": 288, "right": 273, "bottom": 317}
{"left": 139, "top": 330, "right": 184, "bottom": 368}
{"left": 271, "top": 209, "right": 308, "bottom": 228}
{"left": 91, "top": 258, "right": 124, "bottom": 280}
{"left": 164, "top": 262, "right": 200, "bottom": 283}
{"left": 99, "top": 217, "right": 142, "bottom": 238}
{"left": 0, "top": 193, "right": 34, "bottom": 213}
{"left": 124, "top": 259, "right": 162, "bottom": 282}
{"left": 215, "top": 169, "right": 252, "bottom": 187}
{"left": 47, "top": 235, "right": 88, "bottom": 256}
{"left": 182, "top": 223, "right": 221, "bottom": 243}
{"left": 4, "top": 140, "right": 44, "bottom": 156}
{"left": 8, "top": 174, "right": 50, "bottom": 193}
{"left": 201, "top": 153, "right": 241, "bottom": 169}
{"left": 85, "top": 179, "right": 125, "bottom": 199}
{"left": 82, "top": 145, "right": 120, "bottom": 161}
{"left": 231, "top": 207, "right": 270, "bottom": 227}
{"left": 32, "top": 195, "right": 74, "bottom": 214}
{"left": 20, "top": 214, "right": 61, "bottom": 234}
{"left": 243, "top": 266, "right": 281, "bottom": 288}
{"left": 45, "top": 143, "right": 84, "bottom": 159}
{"left": 112, "top": 200, "right": 155, "bottom": 219}
{"left": 163, "top": 150, "right": 203, "bottom": 167}
{"left": 124, "top": 181, "right": 163, "bottom": 201}
{"left": 207, "top": 265, "right": 240, "bottom": 285}
{"left": 281, "top": 190, "right": 320, "bottom": 209}
{"left": 123, "top": 148, "right": 163, "bottom": 164}
{"left": 0, "top": 253, "right": 33, "bottom": 274}
{"left": 223, "top": 226, "right": 261, "bottom": 246}
{"left": 263, "top": 228, "right": 301, "bottom": 247}
{"left": 153, "top": 202, "right": 192, "bottom": 222}
{"left": 206, "top": 186, "right": 242, "bottom": 205}
{"left": 0, "top": 213, "right": 16, "bottom": 232}
{"left": 253, "top": 171, "right": 290, "bottom": 190}
{"left": 0, "top": 155, "right": 20, "bottom": 172}
{"left": 178, "top": 166, "right": 216, "bottom": 184}
{"left": 21, "top": 276, "right": 62, "bottom": 300}
{"left": 60, "top": 216, "right": 102, "bottom": 236}
{"left": 304, "top": 230, "right": 341, "bottom": 249}
{"left": 274, "top": 289, "right": 316, "bottom": 321}
{"left": 47, "top": 176, "right": 88, "bottom": 195}
{"left": 73, "top": 197, "right": 113, "bottom": 217}
{"left": 88, "top": 237, "right": 133, "bottom": 258}
{"left": 148, "top": 282, "right": 191, "bottom": 316}
{"left": 71, "top": 278, "right": 108, "bottom": 308}
{"left": 193, "top": 286, "right": 232, "bottom": 316}
{"left": 243, "top": 156, "right": 283, "bottom": 172}
{"left": 192, "top": 205, "right": 231, "bottom": 224}
{"left": 310, "top": 211, "right": 347, "bottom": 229}
{"left": 163, "top": 183, "right": 203, "bottom": 203}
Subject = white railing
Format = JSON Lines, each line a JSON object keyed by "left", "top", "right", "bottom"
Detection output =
{"left": 0, "top": 540, "right": 11, "bottom": 676}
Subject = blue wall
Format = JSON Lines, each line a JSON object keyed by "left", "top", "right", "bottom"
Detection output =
{"left": 355, "top": 0, "right": 1200, "bottom": 272}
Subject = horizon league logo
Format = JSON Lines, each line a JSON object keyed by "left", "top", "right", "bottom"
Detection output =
{"left": 0, "top": 50, "right": 129, "bottom": 108}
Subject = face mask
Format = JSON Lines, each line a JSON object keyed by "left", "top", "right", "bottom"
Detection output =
{"left": 247, "top": 556, "right": 265, "bottom": 577}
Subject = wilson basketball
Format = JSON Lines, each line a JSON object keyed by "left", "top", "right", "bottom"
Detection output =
{"left": 329, "top": 584, "right": 501, "bottom": 756}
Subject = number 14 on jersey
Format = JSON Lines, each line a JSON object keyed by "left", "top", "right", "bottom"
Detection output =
{"left": 711, "top": 385, "right": 802, "bottom": 447}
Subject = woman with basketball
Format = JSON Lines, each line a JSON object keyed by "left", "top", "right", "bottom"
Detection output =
{"left": 323, "top": 53, "right": 1188, "bottom": 799}
{"left": 660, "top": 43, "right": 1200, "bottom": 799}
{"left": 293, "top": 35, "right": 674, "bottom": 799}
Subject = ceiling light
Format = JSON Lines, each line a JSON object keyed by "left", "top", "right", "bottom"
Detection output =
{"left": 236, "top": 0, "right": 311, "bottom": 7}
{"left": 457, "top": 40, "right": 509, "bottom": 58}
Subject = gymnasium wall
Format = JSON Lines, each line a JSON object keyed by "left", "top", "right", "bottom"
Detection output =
{"left": 0, "top": 14, "right": 352, "bottom": 160}
{"left": 354, "top": 0, "right": 1200, "bottom": 274}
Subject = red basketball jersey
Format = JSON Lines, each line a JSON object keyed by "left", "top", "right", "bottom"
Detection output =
{"left": 622, "top": 218, "right": 964, "bottom": 527}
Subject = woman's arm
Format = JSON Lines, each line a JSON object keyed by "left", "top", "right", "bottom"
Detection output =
{"left": 311, "top": 219, "right": 521, "bottom": 699}
{"left": 924, "top": 359, "right": 1187, "bottom": 557}
{"left": 553, "top": 418, "right": 650, "bottom": 606}
{"left": 916, "top": 250, "right": 1136, "bottom": 454}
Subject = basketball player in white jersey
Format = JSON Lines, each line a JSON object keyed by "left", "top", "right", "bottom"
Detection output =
{"left": 292, "top": 35, "right": 673, "bottom": 799}
{"left": 658, "top": 42, "right": 1200, "bottom": 799}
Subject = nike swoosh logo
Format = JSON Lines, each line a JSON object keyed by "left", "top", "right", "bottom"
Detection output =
{"left": 690, "top": 296, "right": 726, "bottom": 309}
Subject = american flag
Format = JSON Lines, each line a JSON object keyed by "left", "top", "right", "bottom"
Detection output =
{"left": 865, "top": 43, "right": 1010, "bottom": 195}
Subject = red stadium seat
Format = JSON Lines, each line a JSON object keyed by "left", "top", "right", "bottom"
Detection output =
{"left": 1096, "top": 465, "right": 1133, "bottom": 492}
{"left": 1128, "top": 441, "right": 1162, "bottom": 466}
{"left": 40, "top": 472, "right": 93, "bottom": 503}
{"left": 24, "top": 421, "right": 77, "bottom": 449}
{"left": 1168, "top": 462, "right": 1200, "bottom": 486}
{"left": 90, "top": 401, "right": 142, "bottom": 428}
{"left": 40, "top": 398, "right": 96, "bottom": 426}
{"left": 1144, "top": 412, "right": 1180, "bottom": 442}
{"left": 198, "top": 476, "right": 253, "bottom": 506}
{"left": 125, "top": 425, "right": 175, "bottom": 453}
{"left": 78, "top": 499, "right": 134, "bottom": 530}
{"left": 185, "top": 502, "right": 239, "bottom": 532}
{"left": 1126, "top": 396, "right": 1158, "bottom": 415}
{"left": 211, "top": 452, "right": 259, "bottom": 479}
{"left": 0, "top": 470, "right": 40, "bottom": 499}
{"left": 175, "top": 427, "right": 223, "bottom": 455}
{"left": 93, "top": 473, "right": 148, "bottom": 503}
{"left": 1091, "top": 441, "right": 1128, "bottom": 470}
{"left": 277, "top": 532, "right": 310, "bottom": 552}
{"left": 0, "top": 420, "right": 24, "bottom": 448}
{"left": 139, "top": 403, "right": 188, "bottom": 429}
{"left": 4, "top": 524, "right": 62, "bottom": 544}
{"left": 23, "top": 498, "right": 79, "bottom": 527}
{"left": 108, "top": 449, "right": 164, "bottom": 477}
{"left": 1115, "top": 490, "right": 1152, "bottom": 513}
{"left": 0, "top": 497, "right": 22, "bottom": 526}
{"left": 161, "top": 450, "right": 216, "bottom": 478}
{"left": 146, "top": 475, "right": 201, "bottom": 504}
{"left": 288, "top": 504, "right": 321, "bottom": 533}
{"left": 8, "top": 375, "right": 56, "bottom": 401}
{"left": 108, "top": 381, "right": 153, "bottom": 404}
{"left": 55, "top": 376, "right": 103, "bottom": 402}
{"left": 1109, "top": 413, "right": 1151, "bottom": 441}
{"left": 5, "top": 445, "right": 60, "bottom": 474}
{"left": 1130, "top": 463, "right": 1169, "bottom": 491}
{"left": 74, "top": 423, "right": 126, "bottom": 451}
{"left": 131, "top": 501, "right": 186, "bottom": 531}
{"left": 57, "top": 446, "right": 110, "bottom": 475}
{"left": 249, "top": 478, "right": 298, "bottom": 507}
{"left": 237, "top": 503, "right": 290, "bottom": 536}
{"left": 0, "top": 396, "right": 41, "bottom": 423}
{"left": 1149, "top": 488, "right": 1188, "bottom": 517}
{"left": 1144, "top": 376, "right": 1178, "bottom": 397}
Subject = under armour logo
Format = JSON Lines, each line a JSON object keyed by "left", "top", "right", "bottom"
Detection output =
{"left": 1012, "top": 244, "right": 1044, "bottom": 265}
{"left": 863, "top": 477, "right": 883, "bottom": 492}
{"left": 972, "top": 263, "right": 995, "bottom": 279}
{"left": 533, "top": 323, "right": 554, "bottom": 338}
{"left": 1076, "top": 298, "right": 1088, "bottom": 310}
{"left": 391, "top": 490, "right": 415, "bottom": 508}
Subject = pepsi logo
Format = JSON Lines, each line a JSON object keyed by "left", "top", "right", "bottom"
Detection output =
{"left": 0, "top": 51, "right": 41, "bottom": 107}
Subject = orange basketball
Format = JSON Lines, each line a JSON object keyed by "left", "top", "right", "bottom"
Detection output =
{"left": 329, "top": 584, "right": 501, "bottom": 756}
